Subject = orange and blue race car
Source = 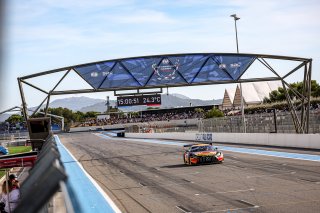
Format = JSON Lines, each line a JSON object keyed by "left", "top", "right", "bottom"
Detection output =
{"left": 183, "top": 143, "right": 224, "bottom": 165}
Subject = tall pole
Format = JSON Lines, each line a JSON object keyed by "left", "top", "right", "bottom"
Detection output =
{"left": 231, "top": 14, "right": 246, "bottom": 133}
{"left": 106, "top": 96, "right": 110, "bottom": 113}
{"left": 234, "top": 17, "right": 239, "bottom": 53}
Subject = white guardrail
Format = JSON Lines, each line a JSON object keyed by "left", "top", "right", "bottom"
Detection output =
{"left": 125, "top": 132, "right": 320, "bottom": 150}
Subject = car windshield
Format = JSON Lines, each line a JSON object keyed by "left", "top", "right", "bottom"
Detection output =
{"left": 190, "top": 145, "right": 213, "bottom": 152}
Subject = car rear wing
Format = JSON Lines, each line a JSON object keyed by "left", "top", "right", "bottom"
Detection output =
{"left": 183, "top": 143, "right": 218, "bottom": 150}
{"left": 184, "top": 142, "right": 214, "bottom": 147}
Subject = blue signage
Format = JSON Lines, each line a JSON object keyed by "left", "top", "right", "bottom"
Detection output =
{"left": 74, "top": 54, "right": 256, "bottom": 90}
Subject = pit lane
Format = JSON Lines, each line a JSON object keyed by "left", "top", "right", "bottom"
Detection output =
{"left": 59, "top": 132, "right": 320, "bottom": 213}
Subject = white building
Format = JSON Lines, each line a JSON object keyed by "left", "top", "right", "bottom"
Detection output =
{"left": 222, "top": 81, "right": 282, "bottom": 109}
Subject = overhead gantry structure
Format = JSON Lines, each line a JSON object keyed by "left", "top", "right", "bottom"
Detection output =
{"left": 0, "top": 106, "right": 65, "bottom": 131}
{"left": 18, "top": 53, "right": 312, "bottom": 133}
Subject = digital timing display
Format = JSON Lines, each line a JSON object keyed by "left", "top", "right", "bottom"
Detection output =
{"left": 117, "top": 94, "right": 161, "bottom": 106}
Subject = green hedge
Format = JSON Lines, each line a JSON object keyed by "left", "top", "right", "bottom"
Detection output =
{"left": 244, "top": 97, "right": 320, "bottom": 114}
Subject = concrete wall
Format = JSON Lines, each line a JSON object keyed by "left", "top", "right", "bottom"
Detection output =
{"left": 69, "top": 126, "right": 104, "bottom": 132}
{"left": 125, "top": 132, "right": 320, "bottom": 149}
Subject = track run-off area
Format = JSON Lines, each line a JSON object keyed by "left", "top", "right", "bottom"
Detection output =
{"left": 58, "top": 132, "right": 320, "bottom": 213}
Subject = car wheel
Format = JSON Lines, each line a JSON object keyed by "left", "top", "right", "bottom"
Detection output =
{"left": 183, "top": 154, "right": 187, "bottom": 164}
{"left": 188, "top": 156, "right": 192, "bottom": 165}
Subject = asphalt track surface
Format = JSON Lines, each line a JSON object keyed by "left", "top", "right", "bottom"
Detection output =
{"left": 59, "top": 132, "right": 320, "bottom": 213}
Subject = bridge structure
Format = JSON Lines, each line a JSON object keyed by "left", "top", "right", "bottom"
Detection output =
{"left": 0, "top": 106, "right": 64, "bottom": 132}
{"left": 18, "top": 53, "right": 312, "bottom": 133}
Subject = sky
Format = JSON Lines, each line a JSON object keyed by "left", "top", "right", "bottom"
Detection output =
{"left": 1, "top": 0, "right": 320, "bottom": 111}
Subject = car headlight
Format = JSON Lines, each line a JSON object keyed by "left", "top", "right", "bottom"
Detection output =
{"left": 215, "top": 152, "right": 222, "bottom": 157}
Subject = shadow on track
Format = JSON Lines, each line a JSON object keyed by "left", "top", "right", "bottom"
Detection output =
{"left": 160, "top": 164, "right": 188, "bottom": 169}
{"left": 161, "top": 163, "right": 220, "bottom": 169}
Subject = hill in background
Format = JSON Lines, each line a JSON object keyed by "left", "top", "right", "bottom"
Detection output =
{"left": 50, "top": 94, "right": 222, "bottom": 113}
{"left": 49, "top": 96, "right": 103, "bottom": 111}
{"left": 1, "top": 94, "right": 222, "bottom": 121}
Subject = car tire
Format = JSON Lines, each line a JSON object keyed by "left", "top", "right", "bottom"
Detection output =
{"left": 188, "top": 156, "right": 192, "bottom": 165}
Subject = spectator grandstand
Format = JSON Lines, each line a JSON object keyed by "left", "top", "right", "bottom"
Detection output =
{"left": 74, "top": 101, "right": 320, "bottom": 134}
{"left": 77, "top": 105, "right": 214, "bottom": 126}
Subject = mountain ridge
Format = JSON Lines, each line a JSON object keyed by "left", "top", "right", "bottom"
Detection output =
{"left": 32, "top": 94, "right": 222, "bottom": 113}
{"left": 0, "top": 95, "right": 222, "bottom": 121}
{"left": 78, "top": 94, "right": 222, "bottom": 112}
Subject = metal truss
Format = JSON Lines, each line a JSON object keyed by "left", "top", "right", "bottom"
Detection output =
{"left": 0, "top": 106, "right": 65, "bottom": 131}
{"left": 17, "top": 53, "right": 312, "bottom": 133}
{"left": 257, "top": 58, "right": 312, "bottom": 133}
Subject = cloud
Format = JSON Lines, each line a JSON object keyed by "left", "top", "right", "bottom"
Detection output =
{"left": 14, "top": 0, "right": 134, "bottom": 12}
{"left": 2, "top": 0, "right": 320, "bottom": 111}
{"left": 108, "top": 9, "right": 177, "bottom": 24}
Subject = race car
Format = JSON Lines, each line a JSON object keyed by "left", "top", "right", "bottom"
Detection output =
{"left": 183, "top": 143, "right": 223, "bottom": 165}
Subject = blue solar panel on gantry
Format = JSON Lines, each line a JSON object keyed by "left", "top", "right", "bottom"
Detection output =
{"left": 73, "top": 54, "right": 256, "bottom": 89}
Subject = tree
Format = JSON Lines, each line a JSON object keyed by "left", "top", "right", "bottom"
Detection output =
{"left": 265, "top": 80, "right": 320, "bottom": 103}
{"left": 311, "top": 80, "right": 320, "bottom": 97}
{"left": 194, "top": 108, "right": 204, "bottom": 113}
{"left": 84, "top": 111, "right": 98, "bottom": 118}
{"left": 6, "top": 114, "right": 23, "bottom": 124}
{"left": 205, "top": 108, "right": 224, "bottom": 118}
{"left": 32, "top": 107, "right": 100, "bottom": 127}
{"left": 37, "top": 107, "right": 78, "bottom": 126}
{"left": 73, "top": 111, "right": 85, "bottom": 122}
{"left": 263, "top": 97, "right": 271, "bottom": 104}
{"left": 269, "top": 89, "right": 285, "bottom": 102}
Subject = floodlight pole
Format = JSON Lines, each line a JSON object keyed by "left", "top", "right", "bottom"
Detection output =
{"left": 231, "top": 14, "right": 246, "bottom": 133}
{"left": 231, "top": 14, "right": 240, "bottom": 53}
{"left": 106, "top": 96, "right": 110, "bottom": 113}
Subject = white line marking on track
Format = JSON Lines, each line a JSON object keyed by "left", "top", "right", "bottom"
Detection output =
{"left": 246, "top": 171, "right": 296, "bottom": 178}
{"left": 195, "top": 188, "right": 255, "bottom": 196}
{"left": 136, "top": 181, "right": 195, "bottom": 189}
{"left": 202, "top": 206, "right": 259, "bottom": 213}
{"left": 237, "top": 199, "right": 259, "bottom": 207}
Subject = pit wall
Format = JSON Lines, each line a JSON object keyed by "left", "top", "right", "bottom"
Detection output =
{"left": 125, "top": 132, "right": 320, "bottom": 150}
